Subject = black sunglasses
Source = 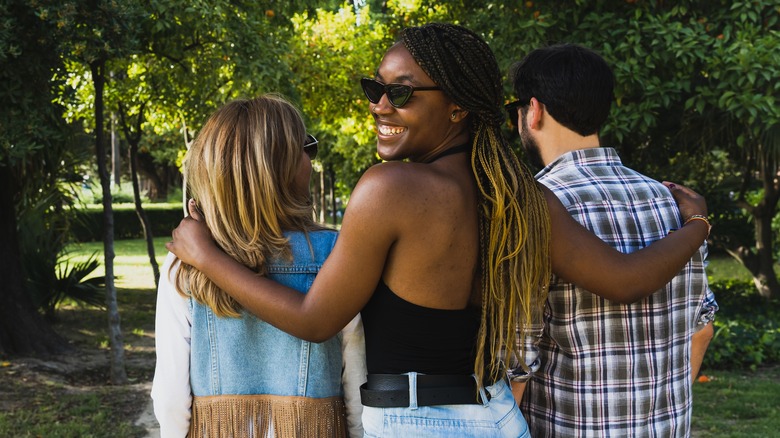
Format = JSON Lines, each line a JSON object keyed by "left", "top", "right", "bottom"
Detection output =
{"left": 361, "top": 77, "right": 442, "bottom": 108}
{"left": 303, "top": 134, "right": 318, "bottom": 160}
{"left": 505, "top": 100, "right": 523, "bottom": 112}
{"left": 504, "top": 100, "right": 523, "bottom": 123}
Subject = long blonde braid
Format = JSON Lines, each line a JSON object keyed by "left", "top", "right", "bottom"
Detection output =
{"left": 402, "top": 23, "right": 551, "bottom": 384}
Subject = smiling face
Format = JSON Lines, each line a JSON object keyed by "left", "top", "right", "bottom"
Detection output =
{"left": 370, "top": 43, "right": 466, "bottom": 162}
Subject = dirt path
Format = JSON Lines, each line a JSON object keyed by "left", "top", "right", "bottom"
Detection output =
{"left": 134, "top": 381, "right": 160, "bottom": 437}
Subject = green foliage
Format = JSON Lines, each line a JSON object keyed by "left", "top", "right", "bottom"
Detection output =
{"left": 15, "top": 168, "right": 98, "bottom": 319}
{"left": 706, "top": 279, "right": 780, "bottom": 370}
{"left": 0, "top": 0, "right": 72, "bottom": 165}
{"left": 8, "top": 0, "right": 780, "bottom": 305}
{"left": 286, "top": 4, "right": 390, "bottom": 197}
{"left": 45, "top": 254, "right": 106, "bottom": 317}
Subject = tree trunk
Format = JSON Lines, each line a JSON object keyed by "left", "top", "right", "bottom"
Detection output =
{"left": 111, "top": 111, "right": 121, "bottom": 188}
{"left": 92, "top": 60, "right": 127, "bottom": 384}
{"left": 119, "top": 102, "right": 160, "bottom": 288}
{"left": 317, "top": 169, "right": 325, "bottom": 223}
{"left": 726, "top": 210, "right": 779, "bottom": 300}
{"left": 136, "top": 150, "right": 168, "bottom": 201}
{"left": 328, "top": 166, "right": 337, "bottom": 224}
{"left": 0, "top": 165, "right": 68, "bottom": 357}
{"left": 130, "top": 140, "right": 160, "bottom": 288}
{"left": 750, "top": 205, "right": 778, "bottom": 299}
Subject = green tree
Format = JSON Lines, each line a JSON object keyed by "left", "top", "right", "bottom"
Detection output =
{"left": 0, "top": 0, "right": 80, "bottom": 356}
{"left": 683, "top": 1, "right": 780, "bottom": 299}
{"left": 46, "top": 0, "right": 149, "bottom": 383}
{"left": 458, "top": 0, "right": 780, "bottom": 299}
{"left": 286, "top": 5, "right": 388, "bottom": 219}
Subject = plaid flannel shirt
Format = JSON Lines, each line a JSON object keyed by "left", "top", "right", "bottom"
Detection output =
{"left": 521, "top": 148, "right": 717, "bottom": 437}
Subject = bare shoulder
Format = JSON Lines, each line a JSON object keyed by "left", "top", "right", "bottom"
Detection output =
{"left": 352, "top": 161, "right": 437, "bottom": 205}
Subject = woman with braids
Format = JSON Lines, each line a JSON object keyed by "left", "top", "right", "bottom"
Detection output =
{"left": 166, "top": 24, "right": 710, "bottom": 437}
{"left": 152, "top": 95, "right": 365, "bottom": 438}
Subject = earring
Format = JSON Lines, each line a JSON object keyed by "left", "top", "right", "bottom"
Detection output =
{"left": 451, "top": 111, "right": 457, "bottom": 120}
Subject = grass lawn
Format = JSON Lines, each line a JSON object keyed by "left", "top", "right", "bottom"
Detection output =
{"left": 706, "top": 254, "right": 754, "bottom": 283}
{"left": 64, "top": 237, "right": 171, "bottom": 290}
{"left": 0, "top": 238, "right": 169, "bottom": 438}
{"left": 692, "top": 366, "right": 780, "bottom": 437}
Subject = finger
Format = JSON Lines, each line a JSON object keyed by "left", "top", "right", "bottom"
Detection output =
{"left": 188, "top": 198, "right": 204, "bottom": 221}
{"left": 662, "top": 181, "right": 679, "bottom": 191}
{"left": 165, "top": 241, "right": 173, "bottom": 251}
{"left": 663, "top": 181, "right": 695, "bottom": 197}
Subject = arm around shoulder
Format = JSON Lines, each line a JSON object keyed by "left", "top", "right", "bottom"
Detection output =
{"left": 545, "top": 183, "right": 710, "bottom": 304}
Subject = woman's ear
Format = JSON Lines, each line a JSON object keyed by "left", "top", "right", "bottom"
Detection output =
{"left": 449, "top": 107, "right": 469, "bottom": 123}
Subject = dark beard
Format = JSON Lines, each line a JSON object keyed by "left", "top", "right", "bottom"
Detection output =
{"left": 520, "top": 109, "right": 544, "bottom": 171}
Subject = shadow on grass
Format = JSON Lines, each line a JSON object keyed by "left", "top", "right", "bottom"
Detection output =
{"left": 0, "top": 287, "right": 156, "bottom": 438}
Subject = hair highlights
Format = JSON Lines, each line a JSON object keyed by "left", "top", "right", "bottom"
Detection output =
{"left": 174, "top": 94, "right": 318, "bottom": 317}
{"left": 402, "top": 23, "right": 552, "bottom": 384}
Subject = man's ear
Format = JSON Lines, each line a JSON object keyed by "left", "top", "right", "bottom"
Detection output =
{"left": 527, "top": 97, "right": 544, "bottom": 130}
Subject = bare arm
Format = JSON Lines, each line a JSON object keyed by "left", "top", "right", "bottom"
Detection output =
{"left": 511, "top": 381, "right": 527, "bottom": 406}
{"left": 691, "top": 322, "right": 714, "bottom": 382}
{"left": 547, "top": 182, "right": 709, "bottom": 304}
{"left": 166, "top": 169, "right": 396, "bottom": 342}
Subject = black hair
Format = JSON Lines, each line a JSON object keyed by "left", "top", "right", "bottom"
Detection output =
{"left": 510, "top": 44, "right": 615, "bottom": 136}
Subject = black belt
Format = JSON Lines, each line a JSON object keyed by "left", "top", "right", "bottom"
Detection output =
{"left": 360, "top": 373, "right": 489, "bottom": 408}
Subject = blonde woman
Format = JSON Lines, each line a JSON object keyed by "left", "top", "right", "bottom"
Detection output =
{"left": 152, "top": 95, "right": 365, "bottom": 437}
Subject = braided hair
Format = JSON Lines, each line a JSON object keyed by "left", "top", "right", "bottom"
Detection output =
{"left": 402, "top": 23, "right": 552, "bottom": 384}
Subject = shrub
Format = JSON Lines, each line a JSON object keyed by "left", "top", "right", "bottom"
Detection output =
{"left": 71, "top": 203, "right": 184, "bottom": 242}
{"left": 705, "top": 279, "right": 780, "bottom": 370}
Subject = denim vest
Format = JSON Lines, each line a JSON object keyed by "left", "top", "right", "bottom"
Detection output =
{"left": 189, "top": 230, "right": 342, "bottom": 399}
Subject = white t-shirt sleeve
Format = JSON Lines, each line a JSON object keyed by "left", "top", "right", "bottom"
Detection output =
{"left": 151, "top": 253, "right": 193, "bottom": 438}
{"left": 340, "top": 314, "right": 367, "bottom": 438}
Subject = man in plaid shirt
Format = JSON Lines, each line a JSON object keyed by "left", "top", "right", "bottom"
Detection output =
{"left": 507, "top": 44, "right": 718, "bottom": 437}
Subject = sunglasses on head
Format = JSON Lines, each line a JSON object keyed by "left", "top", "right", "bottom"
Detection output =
{"left": 303, "top": 134, "right": 318, "bottom": 160}
{"left": 361, "top": 77, "right": 442, "bottom": 108}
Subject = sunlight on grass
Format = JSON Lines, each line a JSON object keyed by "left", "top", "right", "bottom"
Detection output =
{"left": 64, "top": 237, "right": 170, "bottom": 290}
{"left": 706, "top": 254, "right": 754, "bottom": 283}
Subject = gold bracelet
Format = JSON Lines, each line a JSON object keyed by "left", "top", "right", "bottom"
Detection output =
{"left": 684, "top": 214, "right": 711, "bottom": 237}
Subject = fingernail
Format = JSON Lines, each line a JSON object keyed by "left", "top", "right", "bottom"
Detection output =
{"left": 669, "top": 184, "right": 676, "bottom": 189}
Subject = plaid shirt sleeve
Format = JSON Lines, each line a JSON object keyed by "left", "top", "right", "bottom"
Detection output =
{"left": 507, "top": 323, "right": 544, "bottom": 382}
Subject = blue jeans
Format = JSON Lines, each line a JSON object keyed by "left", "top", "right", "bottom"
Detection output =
{"left": 361, "top": 375, "right": 529, "bottom": 438}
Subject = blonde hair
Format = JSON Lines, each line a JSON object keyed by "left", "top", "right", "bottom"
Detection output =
{"left": 173, "top": 94, "right": 319, "bottom": 317}
{"left": 402, "top": 24, "right": 552, "bottom": 384}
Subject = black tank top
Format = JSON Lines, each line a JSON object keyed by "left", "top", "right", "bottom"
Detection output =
{"left": 361, "top": 280, "right": 481, "bottom": 375}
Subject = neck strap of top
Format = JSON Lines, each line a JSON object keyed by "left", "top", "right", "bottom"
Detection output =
{"left": 425, "top": 143, "right": 472, "bottom": 163}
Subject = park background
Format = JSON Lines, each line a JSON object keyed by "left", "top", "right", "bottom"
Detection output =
{"left": 1, "top": 0, "right": 779, "bottom": 436}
